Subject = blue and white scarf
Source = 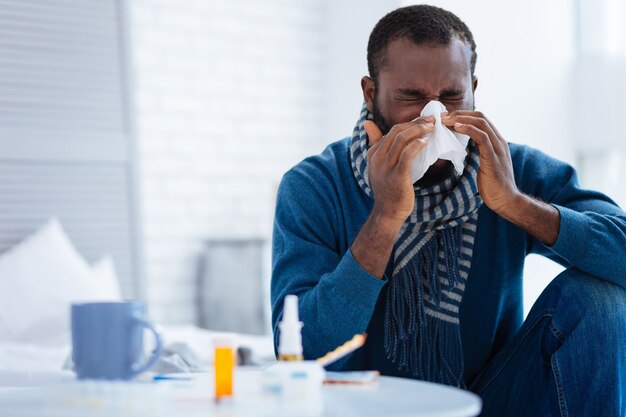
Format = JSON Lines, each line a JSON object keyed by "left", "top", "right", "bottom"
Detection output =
{"left": 350, "top": 103, "right": 482, "bottom": 387}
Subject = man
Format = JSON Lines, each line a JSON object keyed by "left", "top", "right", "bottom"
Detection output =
{"left": 271, "top": 5, "right": 626, "bottom": 416}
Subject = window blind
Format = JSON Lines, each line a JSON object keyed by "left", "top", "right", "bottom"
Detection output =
{"left": 0, "top": 0, "right": 140, "bottom": 297}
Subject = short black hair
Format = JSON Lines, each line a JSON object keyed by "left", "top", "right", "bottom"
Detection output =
{"left": 367, "top": 5, "right": 477, "bottom": 81}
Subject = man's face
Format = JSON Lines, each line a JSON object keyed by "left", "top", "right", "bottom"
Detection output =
{"left": 364, "top": 37, "right": 476, "bottom": 187}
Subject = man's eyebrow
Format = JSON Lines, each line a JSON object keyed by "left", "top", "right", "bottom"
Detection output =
{"left": 439, "top": 88, "right": 465, "bottom": 96}
{"left": 395, "top": 88, "right": 465, "bottom": 97}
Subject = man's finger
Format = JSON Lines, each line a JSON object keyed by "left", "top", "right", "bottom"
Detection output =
{"left": 443, "top": 110, "right": 476, "bottom": 118}
{"left": 453, "top": 122, "right": 496, "bottom": 162}
{"left": 443, "top": 110, "right": 507, "bottom": 150}
{"left": 364, "top": 120, "right": 383, "bottom": 146}
{"left": 387, "top": 123, "right": 434, "bottom": 165}
{"left": 366, "top": 140, "right": 380, "bottom": 161}
{"left": 443, "top": 115, "right": 504, "bottom": 156}
{"left": 398, "top": 137, "right": 429, "bottom": 172}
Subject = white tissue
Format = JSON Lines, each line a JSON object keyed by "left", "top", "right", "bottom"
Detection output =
{"left": 410, "top": 100, "right": 470, "bottom": 183}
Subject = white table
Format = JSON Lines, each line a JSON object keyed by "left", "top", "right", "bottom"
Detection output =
{"left": 0, "top": 368, "right": 482, "bottom": 417}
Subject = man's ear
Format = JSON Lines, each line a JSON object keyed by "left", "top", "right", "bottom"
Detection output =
{"left": 361, "top": 76, "right": 375, "bottom": 112}
{"left": 472, "top": 76, "right": 478, "bottom": 93}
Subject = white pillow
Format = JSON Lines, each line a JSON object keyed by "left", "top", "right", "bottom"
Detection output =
{"left": 92, "top": 255, "right": 122, "bottom": 301}
{"left": 0, "top": 219, "right": 116, "bottom": 345}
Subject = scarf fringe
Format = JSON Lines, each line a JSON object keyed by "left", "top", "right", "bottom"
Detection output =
{"left": 384, "top": 227, "right": 467, "bottom": 388}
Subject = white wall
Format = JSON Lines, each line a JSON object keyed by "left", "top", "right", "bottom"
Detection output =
{"left": 131, "top": 0, "right": 622, "bottom": 323}
{"left": 572, "top": 0, "right": 626, "bottom": 209}
{"left": 130, "top": 0, "right": 325, "bottom": 323}
{"left": 322, "top": 0, "right": 401, "bottom": 141}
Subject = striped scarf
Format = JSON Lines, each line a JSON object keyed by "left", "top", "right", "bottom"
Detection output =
{"left": 349, "top": 103, "right": 482, "bottom": 387}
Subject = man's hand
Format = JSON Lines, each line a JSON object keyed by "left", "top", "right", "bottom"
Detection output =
{"left": 364, "top": 117, "right": 434, "bottom": 225}
{"left": 441, "top": 111, "right": 520, "bottom": 214}
{"left": 351, "top": 117, "right": 433, "bottom": 279}
{"left": 441, "top": 111, "right": 560, "bottom": 245}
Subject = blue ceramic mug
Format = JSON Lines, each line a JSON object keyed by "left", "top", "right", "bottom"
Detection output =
{"left": 71, "top": 301, "right": 163, "bottom": 380}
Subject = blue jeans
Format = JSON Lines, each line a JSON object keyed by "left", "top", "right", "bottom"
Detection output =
{"left": 469, "top": 268, "right": 626, "bottom": 417}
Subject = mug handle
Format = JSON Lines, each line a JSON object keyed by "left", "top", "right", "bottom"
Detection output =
{"left": 130, "top": 315, "right": 164, "bottom": 377}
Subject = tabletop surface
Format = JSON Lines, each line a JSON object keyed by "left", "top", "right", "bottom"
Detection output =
{"left": 0, "top": 368, "right": 482, "bottom": 417}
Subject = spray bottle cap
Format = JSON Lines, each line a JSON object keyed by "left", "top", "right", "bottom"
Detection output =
{"left": 278, "top": 295, "right": 303, "bottom": 356}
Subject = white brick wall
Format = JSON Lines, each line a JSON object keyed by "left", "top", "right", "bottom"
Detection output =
{"left": 130, "top": 0, "right": 608, "bottom": 325}
{"left": 130, "top": 0, "right": 325, "bottom": 324}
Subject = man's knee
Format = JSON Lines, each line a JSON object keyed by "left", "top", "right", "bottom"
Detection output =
{"left": 541, "top": 268, "right": 626, "bottom": 339}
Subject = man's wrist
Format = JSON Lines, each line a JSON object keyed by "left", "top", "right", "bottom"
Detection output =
{"left": 351, "top": 206, "right": 405, "bottom": 279}
{"left": 370, "top": 205, "right": 407, "bottom": 234}
{"left": 493, "top": 192, "right": 526, "bottom": 221}
{"left": 495, "top": 192, "right": 560, "bottom": 245}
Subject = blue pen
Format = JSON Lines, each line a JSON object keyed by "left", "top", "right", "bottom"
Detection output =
{"left": 153, "top": 374, "right": 193, "bottom": 381}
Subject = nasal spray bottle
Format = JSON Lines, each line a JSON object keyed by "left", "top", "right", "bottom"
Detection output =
{"left": 278, "top": 295, "right": 304, "bottom": 361}
{"left": 263, "top": 295, "right": 324, "bottom": 403}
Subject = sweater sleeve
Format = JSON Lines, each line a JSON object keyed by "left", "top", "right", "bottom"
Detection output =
{"left": 521, "top": 146, "right": 626, "bottom": 288}
{"left": 271, "top": 166, "right": 386, "bottom": 368}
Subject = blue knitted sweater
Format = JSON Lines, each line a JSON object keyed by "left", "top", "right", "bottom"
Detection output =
{"left": 271, "top": 138, "right": 626, "bottom": 384}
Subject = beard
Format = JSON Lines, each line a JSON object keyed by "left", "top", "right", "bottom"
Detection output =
{"left": 371, "top": 98, "right": 393, "bottom": 136}
{"left": 371, "top": 93, "right": 474, "bottom": 188}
